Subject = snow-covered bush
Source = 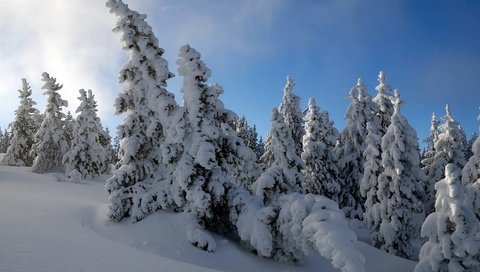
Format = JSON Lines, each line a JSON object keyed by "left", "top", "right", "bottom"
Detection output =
{"left": 63, "top": 89, "right": 107, "bottom": 180}
{"left": 1, "top": 78, "right": 40, "bottom": 166}
{"left": 31, "top": 72, "right": 69, "bottom": 173}
{"left": 416, "top": 164, "right": 480, "bottom": 272}
{"left": 302, "top": 98, "right": 340, "bottom": 201}
{"left": 104, "top": 0, "right": 178, "bottom": 222}
{"left": 374, "top": 90, "right": 425, "bottom": 259}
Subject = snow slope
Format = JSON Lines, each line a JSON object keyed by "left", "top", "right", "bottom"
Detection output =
{"left": 0, "top": 165, "right": 416, "bottom": 272}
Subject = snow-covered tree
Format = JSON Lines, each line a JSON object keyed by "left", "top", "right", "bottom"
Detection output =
{"left": 462, "top": 113, "right": 480, "bottom": 186}
{"left": 0, "top": 128, "right": 12, "bottom": 153}
{"left": 104, "top": 0, "right": 178, "bottom": 222}
{"left": 252, "top": 108, "right": 303, "bottom": 205}
{"left": 63, "top": 89, "right": 108, "bottom": 180}
{"left": 301, "top": 98, "right": 340, "bottom": 201}
{"left": 233, "top": 116, "right": 261, "bottom": 159}
{"left": 1, "top": 79, "right": 40, "bottom": 166}
{"left": 260, "top": 132, "right": 275, "bottom": 168}
{"left": 422, "top": 112, "right": 440, "bottom": 215}
{"left": 416, "top": 164, "right": 480, "bottom": 272}
{"left": 427, "top": 105, "right": 467, "bottom": 191}
{"left": 374, "top": 90, "right": 425, "bottom": 259}
{"left": 279, "top": 76, "right": 304, "bottom": 157}
{"left": 99, "top": 127, "right": 115, "bottom": 170}
{"left": 31, "top": 72, "right": 69, "bottom": 173}
{"left": 337, "top": 78, "right": 375, "bottom": 218}
{"left": 466, "top": 132, "right": 478, "bottom": 164}
{"left": 372, "top": 71, "right": 393, "bottom": 133}
{"left": 162, "top": 44, "right": 260, "bottom": 251}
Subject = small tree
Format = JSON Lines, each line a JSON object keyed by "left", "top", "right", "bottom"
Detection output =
{"left": 301, "top": 98, "right": 340, "bottom": 201}
{"left": 63, "top": 89, "right": 108, "bottom": 180}
{"left": 63, "top": 111, "right": 75, "bottom": 149}
{"left": 1, "top": 78, "right": 40, "bottom": 166}
{"left": 462, "top": 113, "right": 480, "bottom": 186}
{"left": 374, "top": 90, "right": 425, "bottom": 259}
{"left": 416, "top": 164, "right": 480, "bottom": 272}
{"left": 31, "top": 72, "right": 69, "bottom": 173}
{"left": 279, "top": 76, "right": 304, "bottom": 157}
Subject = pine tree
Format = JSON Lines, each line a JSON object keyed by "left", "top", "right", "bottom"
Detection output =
{"left": 1, "top": 78, "right": 40, "bottom": 166}
{"left": 374, "top": 90, "right": 425, "bottom": 259}
{"left": 31, "top": 72, "right": 69, "bottom": 173}
{"left": 416, "top": 164, "right": 480, "bottom": 272}
{"left": 372, "top": 71, "right": 393, "bottom": 133}
{"left": 337, "top": 78, "right": 374, "bottom": 218}
{"left": 105, "top": 0, "right": 178, "bottom": 222}
{"left": 100, "top": 127, "right": 115, "bottom": 170}
{"left": 301, "top": 98, "right": 340, "bottom": 201}
{"left": 422, "top": 112, "right": 440, "bottom": 215}
{"left": 0, "top": 128, "right": 12, "bottom": 153}
{"left": 279, "top": 76, "right": 304, "bottom": 157}
{"left": 63, "top": 89, "right": 107, "bottom": 180}
{"left": 252, "top": 108, "right": 303, "bottom": 205}
{"left": 162, "top": 44, "right": 260, "bottom": 252}
{"left": 466, "top": 132, "right": 478, "bottom": 163}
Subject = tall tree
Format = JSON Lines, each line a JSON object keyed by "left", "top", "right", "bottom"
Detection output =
{"left": 422, "top": 112, "right": 440, "bottom": 215}
{"left": 374, "top": 90, "right": 425, "bottom": 259}
{"left": 31, "top": 72, "right": 69, "bottom": 173}
{"left": 1, "top": 78, "right": 40, "bottom": 166}
{"left": 104, "top": 0, "right": 178, "bottom": 222}
{"left": 279, "top": 76, "right": 304, "bottom": 157}
{"left": 301, "top": 98, "right": 340, "bottom": 201}
{"left": 416, "top": 164, "right": 480, "bottom": 272}
{"left": 63, "top": 89, "right": 107, "bottom": 180}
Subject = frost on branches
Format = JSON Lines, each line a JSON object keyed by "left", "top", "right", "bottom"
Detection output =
{"left": 63, "top": 89, "right": 107, "bottom": 180}
{"left": 375, "top": 90, "right": 425, "bottom": 259}
{"left": 416, "top": 164, "right": 480, "bottom": 272}
{"left": 337, "top": 79, "right": 374, "bottom": 219}
{"left": 104, "top": 0, "right": 178, "bottom": 222}
{"left": 31, "top": 72, "right": 69, "bottom": 173}
{"left": 279, "top": 76, "right": 304, "bottom": 158}
{"left": 422, "top": 112, "right": 440, "bottom": 215}
{"left": 252, "top": 108, "right": 303, "bottom": 205}
{"left": 301, "top": 98, "right": 340, "bottom": 201}
{"left": 164, "top": 44, "right": 260, "bottom": 252}
{"left": 1, "top": 78, "right": 40, "bottom": 166}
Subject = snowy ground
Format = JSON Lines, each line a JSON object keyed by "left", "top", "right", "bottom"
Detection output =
{"left": 0, "top": 164, "right": 417, "bottom": 272}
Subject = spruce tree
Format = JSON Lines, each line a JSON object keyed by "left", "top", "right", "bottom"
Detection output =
{"left": 416, "top": 164, "right": 480, "bottom": 272}
{"left": 337, "top": 79, "right": 374, "bottom": 218}
{"left": 375, "top": 90, "right": 425, "bottom": 259}
{"left": 1, "top": 79, "right": 40, "bottom": 166}
{"left": 466, "top": 132, "right": 478, "bottom": 164}
{"left": 105, "top": 0, "right": 178, "bottom": 222}
{"left": 301, "top": 98, "right": 340, "bottom": 201}
{"left": 63, "top": 89, "right": 108, "bottom": 180}
{"left": 279, "top": 76, "right": 304, "bottom": 157}
{"left": 252, "top": 108, "right": 303, "bottom": 205}
{"left": 462, "top": 113, "right": 480, "bottom": 186}
{"left": 422, "top": 112, "right": 440, "bottom": 215}
{"left": 63, "top": 111, "right": 75, "bottom": 149}
{"left": 31, "top": 72, "right": 69, "bottom": 173}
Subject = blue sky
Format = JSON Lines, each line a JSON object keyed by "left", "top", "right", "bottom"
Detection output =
{"left": 0, "top": 0, "right": 479, "bottom": 145}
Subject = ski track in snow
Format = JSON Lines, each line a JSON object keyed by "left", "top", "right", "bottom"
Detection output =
{"left": 0, "top": 165, "right": 417, "bottom": 272}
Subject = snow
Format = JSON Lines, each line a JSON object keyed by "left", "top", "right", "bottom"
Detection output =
{"left": 0, "top": 164, "right": 418, "bottom": 272}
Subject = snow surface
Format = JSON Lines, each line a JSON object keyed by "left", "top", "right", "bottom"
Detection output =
{"left": 0, "top": 164, "right": 416, "bottom": 272}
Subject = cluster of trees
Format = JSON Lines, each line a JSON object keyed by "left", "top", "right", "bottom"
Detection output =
{"left": 2, "top": 0, "right": 479, "bottom": 271}
{"left": 1, "top": 74, "right": 117, "bottom": 180}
